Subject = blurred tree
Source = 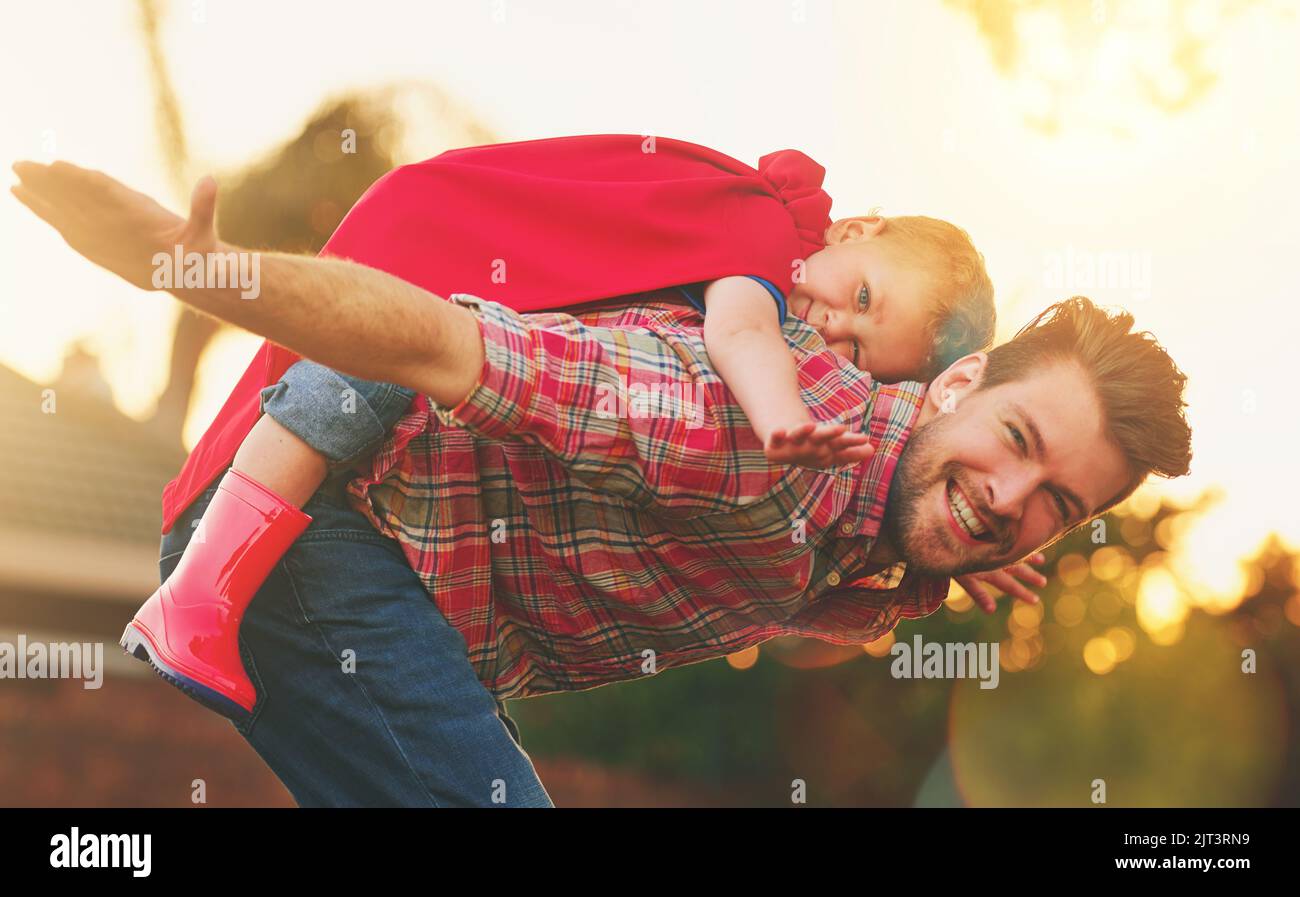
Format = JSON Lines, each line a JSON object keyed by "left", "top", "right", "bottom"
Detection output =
{"left": 133, "top": 0, "right": 496, "bottom": 441}
{"left": 136, "top": 0, "right": 210, "bottom": 439}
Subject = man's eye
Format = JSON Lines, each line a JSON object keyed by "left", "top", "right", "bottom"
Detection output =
{"left": 857, "top": 284, "right": 871, "bottom": 313}
{"left": 1049, "top": 488, "right": 1070, "bottom": 521}
{"left": 1006, "top": 423, "right": 1027, "bottom": 453}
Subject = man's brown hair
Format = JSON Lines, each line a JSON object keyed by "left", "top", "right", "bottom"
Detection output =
{"left": 978, "top": 296, "right": 1192, "bottom": 517}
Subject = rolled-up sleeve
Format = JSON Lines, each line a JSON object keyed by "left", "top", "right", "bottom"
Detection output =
{"left": 431, "top": 293, "right": 793, "bottom": 515}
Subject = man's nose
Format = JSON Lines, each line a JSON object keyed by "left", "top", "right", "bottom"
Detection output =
{"left": 985, "top": 472, "right": 1034, "bottom": 520}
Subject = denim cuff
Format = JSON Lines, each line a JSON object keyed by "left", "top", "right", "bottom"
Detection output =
{"left": 259, "top": 361, "right": 414, "bottom": 471}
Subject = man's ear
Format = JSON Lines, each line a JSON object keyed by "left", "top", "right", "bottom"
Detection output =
{"left": 926, "top": 352, "right": 988, "bottom": 414}
{"left": 825, "top": 214, "right": 886, "bottom": 246}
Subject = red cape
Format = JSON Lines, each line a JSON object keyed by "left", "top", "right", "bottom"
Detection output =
{"left": 161, "top": 134, "right": 833, "bottom": 532}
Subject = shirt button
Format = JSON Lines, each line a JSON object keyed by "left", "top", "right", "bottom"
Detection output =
{"left": 827, "top": 571, "right": 841, "bottom": 587}
{"left": 840, "top": 522, "right": 854, "bottom": 534}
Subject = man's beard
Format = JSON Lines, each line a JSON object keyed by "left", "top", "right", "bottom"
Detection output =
{"left": 882, "top": 412, "right": 1017, "bottom": 578}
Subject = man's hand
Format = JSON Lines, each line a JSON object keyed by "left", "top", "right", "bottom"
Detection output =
{"left": 12, "top": 158, "right": 486, "bottom": 408}
{"left": 954, "top": 553, "right": 1048, "bottom": 613}
{"left": 764, "top": 421, "right": 875, "bottom": 470}
{"left": 11, "top": 160, "right": 220, "bottom": 290}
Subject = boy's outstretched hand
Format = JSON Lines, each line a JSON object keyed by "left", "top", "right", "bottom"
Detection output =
{"left": 764, "top": 421, "right": 875, "bottom": 470}
{"left": 10, "top": 160, "right": 221, "bottom": 291}
{"left": 954, "top": 553, "right": 1049, "bottom": 613}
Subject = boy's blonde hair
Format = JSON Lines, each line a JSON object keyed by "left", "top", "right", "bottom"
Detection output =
{"left": 877, "top": 215, "right": 996, "bottom": 380}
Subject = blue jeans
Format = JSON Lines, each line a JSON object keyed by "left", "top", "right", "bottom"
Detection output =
{"left": 161, "top": 481, "right": 553, "bottom": 807}
{"left": 258, "top": 361, "right": 417, "bottom": 472}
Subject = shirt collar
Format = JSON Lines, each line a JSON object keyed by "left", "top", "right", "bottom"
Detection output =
{"left": 846, "top": 560, "right": 909, "bottom": 590}
{"left": 839, "top": 379, "right": 928, "bottom": 542}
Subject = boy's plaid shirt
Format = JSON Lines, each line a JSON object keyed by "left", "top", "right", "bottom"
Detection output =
{"left": 347, "top": 290, "right": 950, "bottom": 700}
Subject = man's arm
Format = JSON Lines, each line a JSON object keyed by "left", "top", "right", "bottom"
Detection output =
{"left": 184, "top": 251, "right": 485, "bottom": 408}
{"left": 10, "top": 162, "right": 481, "bottom": 407}
{"left": 10, "top": 161, "right": 827, "bottom": 513}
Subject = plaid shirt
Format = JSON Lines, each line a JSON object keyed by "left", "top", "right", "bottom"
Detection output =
{"left": 347, "top": 291, "right": 950, "bottom": 700}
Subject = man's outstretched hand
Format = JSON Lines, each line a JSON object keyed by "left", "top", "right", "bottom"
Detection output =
{"left": 765, "top": 421, "right": 875, "bottom": 470}
{"left": 11, "top": 160, "right": 221, "bottom": 290}
{"left": 954, "top": 553, "right": 1049, "bottom": 613}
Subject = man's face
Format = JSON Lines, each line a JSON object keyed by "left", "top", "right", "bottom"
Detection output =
{"left": 882, "top": 359, "right": 1133, "bottom": 577}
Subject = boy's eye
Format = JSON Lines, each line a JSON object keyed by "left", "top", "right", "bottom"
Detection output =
{"left": 857, "top": 284, "right": 872, "bottom": 313}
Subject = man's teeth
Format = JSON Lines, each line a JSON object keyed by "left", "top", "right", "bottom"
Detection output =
{"left": 947, "top": 483, "right": 989, "bottom": 539}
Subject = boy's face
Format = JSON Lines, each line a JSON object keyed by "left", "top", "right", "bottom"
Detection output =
{"left": 788, "top": 217, "right": 936, "bottom": 382}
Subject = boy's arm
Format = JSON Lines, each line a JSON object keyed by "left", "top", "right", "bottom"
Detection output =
{"left": 429, "top": 293, "right": 806, "bottom": 516}
{"left": 702, "top": 277, "right": 873, "bottom": 469}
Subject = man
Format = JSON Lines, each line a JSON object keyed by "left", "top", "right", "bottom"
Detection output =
{"left": 11, "top": 162, "right": 1192, "bottom": 807}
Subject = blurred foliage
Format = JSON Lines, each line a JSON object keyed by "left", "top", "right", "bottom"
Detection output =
{"left": 215, "top": 79, "right": 498, "bottom": 253}
{"left": 154, "top": 83, "right": 495, "bottom": 432}
{"left": 216, "top": 97, "right": 400, "bottom": 255}
{"left": 945, "top": 0, "right": 1263, "bottom": 134}
{"left": 512, "top": 493, "right": 1300, "bottom": 806}
{"left": 148, "top": 94, "right": 404, "bottom": 434}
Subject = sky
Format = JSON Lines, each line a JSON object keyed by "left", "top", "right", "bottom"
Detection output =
{"left": 1, "top": 0, "right": 1298, "bottom": 583}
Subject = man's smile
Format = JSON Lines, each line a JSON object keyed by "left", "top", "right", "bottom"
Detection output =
{"left": 944, "top": 478, "right": 996, "bottom": 546}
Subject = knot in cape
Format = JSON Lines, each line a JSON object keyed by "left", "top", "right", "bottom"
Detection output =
{"left": 757, "top": 149, "right": 833, "bottom": 261}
